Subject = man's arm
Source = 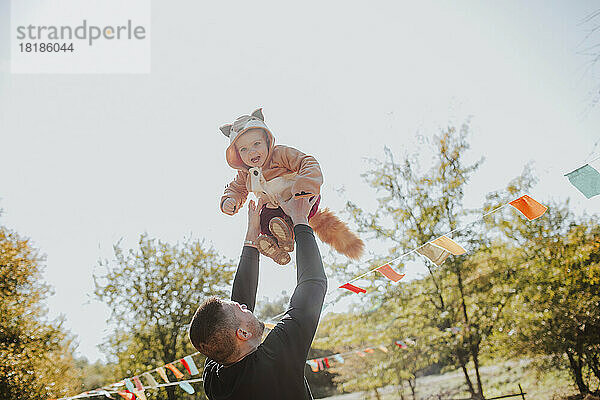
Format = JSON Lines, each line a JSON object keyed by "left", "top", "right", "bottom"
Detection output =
{"left": 275, "top": 196, "right": 327, "bottom": 357}
{"left": 230, "top": 199, "right": 263, "bottom": 312}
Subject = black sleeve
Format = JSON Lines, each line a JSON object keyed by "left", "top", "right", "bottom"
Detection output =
{"left": 268, "top": 224, "right": 327, "bottom": 360}
{"left": 231, "top": 246, "right": 259, "bottom": 312}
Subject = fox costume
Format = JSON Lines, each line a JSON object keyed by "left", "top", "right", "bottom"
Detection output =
{"left": 220, "top": 108, "right": 364, "bottom": 264}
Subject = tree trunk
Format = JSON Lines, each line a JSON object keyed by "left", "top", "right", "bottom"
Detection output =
{"left": 408, "top": 377, "right": 417, "bottom": 400}
{"left": 373, "top": 387, "right": 382, "bottom": 400}
{"left": 456, "top": 265, "right": 484, "bottom": 400}
{"left": 566, "top": 349, "right": 589, "bottom": 394}
{"left": 457, "top": 351, "right": 476, "bottom": 399}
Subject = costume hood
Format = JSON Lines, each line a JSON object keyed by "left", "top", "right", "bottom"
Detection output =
{"left": 220, "top": 108, "right": 275, "bottom": 170}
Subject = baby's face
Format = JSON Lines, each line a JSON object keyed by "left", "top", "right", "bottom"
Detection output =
{"left": 235, "top": 129, "right": 269, "bottom": 168}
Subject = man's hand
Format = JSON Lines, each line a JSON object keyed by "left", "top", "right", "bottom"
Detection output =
{"left": 277, "top": 194, "right": 318, "bottom": 226}
{"left": 245, "top": 198, "right": 265, "bottom": 246}
{"left": 222, "top": 198, "right": 237, "bottom": 215}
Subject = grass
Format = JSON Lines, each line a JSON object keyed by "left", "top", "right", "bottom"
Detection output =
{"left": 323, "top": 358, "right": 579, "bottom": 400}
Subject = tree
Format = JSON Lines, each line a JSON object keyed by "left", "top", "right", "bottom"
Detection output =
{"left": 94, "top": 234, "right": 235, "bottom": 400}
{"left": 491, "top": 202, "right": 600, "bottom": 396}
{"left": 0, "top": 224, "right": 81, "bottom": 400}
{"left": 337, "top": 125, "right": 532, "bottom": 399}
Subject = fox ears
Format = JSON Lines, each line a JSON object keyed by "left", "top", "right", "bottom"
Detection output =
{"left": 220, "top": 124, "right": 233, "bottom": 137}
{"left": 250, "top": 108, "right": 264, "bottom": 121}
{"left": 219, "top": 108, "right": 264, "bottom": 137}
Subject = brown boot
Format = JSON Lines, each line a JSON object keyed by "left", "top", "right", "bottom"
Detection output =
{"left": 256, "top": 235, "right": 291, "bottom": 265}
{"left": 269, "top": 217, "right": 294, "bottom": 252}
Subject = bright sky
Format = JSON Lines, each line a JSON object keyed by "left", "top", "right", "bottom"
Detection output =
{"left": 1, "top": 1, "right": 599, "bottom": 363}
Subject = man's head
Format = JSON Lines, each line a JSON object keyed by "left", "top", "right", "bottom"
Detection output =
{"left": 189, "top": 297, "right": 265, "bottom": 364}
{"left": 220, "top": 108, "right": 274, "bottom": 170}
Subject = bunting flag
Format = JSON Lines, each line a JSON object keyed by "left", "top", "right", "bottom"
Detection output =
{"left": 565, "top": 164, "right": 600, "bottom": 198}
{"left": 356, "top": 351, "right": 366, "bottom": 357}
{"left": 364, "top": 348, "right": 374, "bottom": 353}
{"left": 431, "top": 236, "right": 466, "bottom": 255}
{"left": 178, "top": 382, "right": 195, "bottom": 394}
{"left": 307, "top": 360, "right": 319, "bottom": 372}
{"left": 332, "top": 354, "right": 344, "bottom": 364}
{"left": 156, "top": 367, "right": 169, "bottom": 383}
{"left": 417, "top": 243, "right": 451, "bottom": 266}
{"left": 378, "top": 345, "right": 388, "bottom": 353}
{"left": 117, "top": 391, "right": 134, "bottom": 400}
{"left": 132, "top": 377, "right": 143, "bottom": 391}
{"left": 141, "top": 372, "right": 158, "bottom": 388}
{"left": 133, "top": 391, "right": 146, "bottom": 400}
{"left": 323, "top": 358, "right": 330, "bottom": 368}
{"left": 181, "top": 355, "right": 200, "bottom": 376}
{"left": 165, "top": 363, "right": 184, "bottom": 379}
{"left": 395, "top": 340, "right": 407, "bottom": 349}
{"left": 317, "top": 359, "right": 325, "bottom": 370}
{"left": 123, "top": 379, "right": 135, "bottom": 392}
{"left": 405, "top": 338, "right": 416, "bottom": 345}
{"left": 264, "top": 322, "right": 276, "bottom": 330}
{"left": 339, "top": 282, "right": 367, "bottom": 294}
{"left": 376, "top": 264, "right": 405, "bottom": 282}
{"left": 509, "top": 195, "right": 547, "bottom": 220}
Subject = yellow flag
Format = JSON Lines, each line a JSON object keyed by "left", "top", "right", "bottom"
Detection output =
{"left": 431, "top": 236, "right": 466, "bottom": 255}
{"left": 417, "top": 243, "right": 451, "bottom": 266}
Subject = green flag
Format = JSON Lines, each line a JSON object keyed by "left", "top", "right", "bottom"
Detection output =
{"left": 565, "top": 164, "right": 600, "bottom": 199}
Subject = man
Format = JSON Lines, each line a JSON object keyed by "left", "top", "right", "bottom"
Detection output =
{"left": 189, "top": 195, "right": 327, "bottom": 399}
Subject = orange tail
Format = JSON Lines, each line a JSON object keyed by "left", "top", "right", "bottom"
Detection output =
{"left": 309, "top": 208, "right": 364, "bottom": 260}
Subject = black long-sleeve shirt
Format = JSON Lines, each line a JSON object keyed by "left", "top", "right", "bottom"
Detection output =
{"left": 203, "top": 224, "right": 327, "bottom": 400}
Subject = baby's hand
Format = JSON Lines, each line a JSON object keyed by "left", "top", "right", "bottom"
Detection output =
{"left": 222, "top": 198, "right": 236, "bottom": 215}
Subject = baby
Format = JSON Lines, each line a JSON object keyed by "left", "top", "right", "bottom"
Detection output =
{"left": 220, "top": 108, "right": 363, "bottom": 265}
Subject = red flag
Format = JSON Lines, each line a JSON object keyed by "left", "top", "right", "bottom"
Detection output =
{"left": 395, "top": 340, "right": 407, "bottom": 348}
{"left": 339, "top": 282, "right": 366, "bottom": 294}
{"left": 364, "top": 348, "right": 375, "bottom": 353}
{"left": 180, "top": 358, "right": 191, "bottom": 375}
{"left": 323, "top": 358, "right": 330, "bottom": 368}
{"left": 376, "top": 264, "right": 405, "bottom": 282}
{"left": 509, "top": 195, "right": 547, "bottom": 220}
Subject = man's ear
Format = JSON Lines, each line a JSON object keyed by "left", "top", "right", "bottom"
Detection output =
{"left": 236, "top": 328, "right": 253, "bottom": 341}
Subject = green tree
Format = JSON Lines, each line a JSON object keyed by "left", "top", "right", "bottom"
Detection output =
{"left": 0, "top": 224, "right": 81, "bottom": 400}
{"left": 491, "top": 202, "right": 600, "bottom": 396}
{"left": 338, "top": 125, "right": 532, "bottom": 399}
{"left": 94, "top": 234, "right": 235, "bottom": 400}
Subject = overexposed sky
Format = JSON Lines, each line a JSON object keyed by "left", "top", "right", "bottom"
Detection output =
{"left": 1, "top": 0, "right": 599, "bottom": 362}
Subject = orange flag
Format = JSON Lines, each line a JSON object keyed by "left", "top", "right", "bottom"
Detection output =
{"left": 339, "top": 282, "right": 366, "bottom": 294}
{"left": 165, "top": 363, "right": 184, "bottom": 379}
{"left": 431, "top": 236, "right": 466, "bottom": 255}
{"left": 509, "top": 195, "right": 547, "bottom": 220}
{"left": 364, "top": 348, "right": 375, "bottom": 353}
{"left": 376, "top": 264, "right": 405, "bottom": 282}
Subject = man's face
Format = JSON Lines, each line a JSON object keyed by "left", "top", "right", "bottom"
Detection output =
{"left": 235, "top": 129, "right": 269, "bottom": 168}
{"left": 227, "top": 301, "right": 265, "bottom": 338}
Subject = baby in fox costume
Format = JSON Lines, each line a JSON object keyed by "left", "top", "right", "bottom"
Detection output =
{"left": 220, "top": 108, "right": 364, "bottom": 265}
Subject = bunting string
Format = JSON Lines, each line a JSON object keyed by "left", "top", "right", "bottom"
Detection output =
{"left": 57, "top": 194, "right": 547, "bottom": 400}
{"left": 54, "top": 378, "right": 204, "bottom": 400}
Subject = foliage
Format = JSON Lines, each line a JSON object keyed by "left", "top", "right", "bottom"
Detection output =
{"left": 491, "top": 203, "right": 600, "bottom": 395}
{"left": 0, "top": 225, "right": 81, "bottom": 400}
{"left": 94, "top": 234, "right": 235, "bottom": 400}
{"left": 320, "top": 125, "right": 538, "bottom": 399}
